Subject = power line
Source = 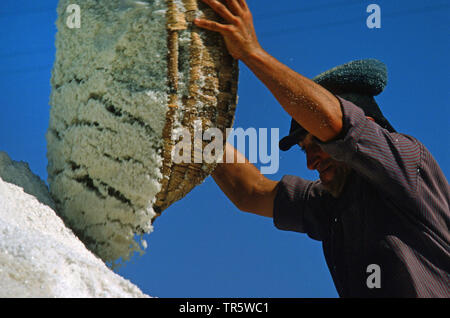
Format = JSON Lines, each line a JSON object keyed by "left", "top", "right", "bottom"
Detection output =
{"left": 0, "top": 48, "right": 54, "bottom": 59}
{"left": 253, "top": 0, "right": 362, "bottom": 21}
{"left": 0, "top": 3, "right": 448, "bottom": 73}
{"left": 0, "top": 7, "right": 55, "bottom": 18}
{"left": 0, "top": 64, "right": 52, "bottom": 75}
{"left": 380, "top": 3, "right": 449, "bottom": 19}
{"left": 259, "top": 3, "right": 449, "bottom": 38}
{"left": 1, "top": 0, "right": 354, "bottom": 19}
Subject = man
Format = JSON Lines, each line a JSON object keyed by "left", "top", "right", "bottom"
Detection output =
{"left": 194, "top": 0, "right": 450, "bottom": 297}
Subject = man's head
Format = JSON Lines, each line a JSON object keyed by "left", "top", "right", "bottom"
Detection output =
{"left": 298, "top": 133, "right": 352, "bottom": 197}
{"left": 279, "top": 59, "right": 395, "bottom": 197}
{"left": 296, "top": 117, "right": 372, "bottom": 197}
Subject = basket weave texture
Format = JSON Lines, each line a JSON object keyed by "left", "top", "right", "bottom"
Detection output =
{"left": 155, "top": 0, "right": 239, "bottom": 213}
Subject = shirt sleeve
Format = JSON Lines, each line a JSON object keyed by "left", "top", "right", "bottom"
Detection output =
{"left": 273, "top": 175, "right": 333, "bottom": 241}
{"left": 315, "top": 96, "right": 421, "bottom": 202}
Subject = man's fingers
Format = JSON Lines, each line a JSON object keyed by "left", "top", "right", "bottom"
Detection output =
{"left": 225, "top": 0, "right": 243, "bottom": 16}
{"left": 194, "top": 18, "right": 228, "bottom": 33}
{"left": 201, "top": 0, "right": 238, "bottom": 24}
{"left": 237, "top": 0, "right": 248, "bottom": 11}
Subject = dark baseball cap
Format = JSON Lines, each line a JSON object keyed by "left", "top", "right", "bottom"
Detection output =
{"left": 279, "top": 59, "right": 396, "bottom": 151}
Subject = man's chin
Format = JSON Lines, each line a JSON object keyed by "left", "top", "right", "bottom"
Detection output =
{"left": 319, "top": 169, "right": 334, "bottom": 184}
{"left": 320, "top": 165, "right": 351, "bottom": 198}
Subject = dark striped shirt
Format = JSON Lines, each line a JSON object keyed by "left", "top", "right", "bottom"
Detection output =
{"left": 274, "top": 96, "right": 450, "bottom": 297}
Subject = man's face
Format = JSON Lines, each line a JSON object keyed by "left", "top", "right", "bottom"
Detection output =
{"left": 298, "top": 134, "right": 351, "bottom": 197}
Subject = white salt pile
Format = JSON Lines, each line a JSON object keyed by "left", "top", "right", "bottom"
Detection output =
{"left": 47, "top": 0, "right": 170, "bottom": 264}
{"left": 0, "top": 151, "right": 148, "bottom": 297}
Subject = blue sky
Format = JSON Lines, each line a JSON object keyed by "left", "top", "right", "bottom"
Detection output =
{"left": 0, "top": 0, "right": 448, "bottom": 297}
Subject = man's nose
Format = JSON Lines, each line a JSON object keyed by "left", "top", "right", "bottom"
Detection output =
{"left": 306, "top": 150, "right": 321, "bottom": 170}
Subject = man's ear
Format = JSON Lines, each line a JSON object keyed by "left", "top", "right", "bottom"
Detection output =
{"left": 366, "top": 116, "right": 375, "bottom": 122}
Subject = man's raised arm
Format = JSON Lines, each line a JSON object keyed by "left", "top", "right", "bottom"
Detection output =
{"left": 194, "top": 0, "right": 343, "bottom": 142}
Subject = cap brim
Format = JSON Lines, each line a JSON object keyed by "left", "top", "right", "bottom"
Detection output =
{"left": 279, "top": 128, "right": 308, "bottom": 151}
{"left": 279, "top": 135, "right": 295, "bottom": 151}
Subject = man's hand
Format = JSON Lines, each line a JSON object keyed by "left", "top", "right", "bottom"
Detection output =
{"left": 194, "top": 0, "right": 262, "bottom": 61}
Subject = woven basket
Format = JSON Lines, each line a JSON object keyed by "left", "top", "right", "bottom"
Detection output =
{"left": 154, "top": 0, "right": 239, "bottom": 213}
